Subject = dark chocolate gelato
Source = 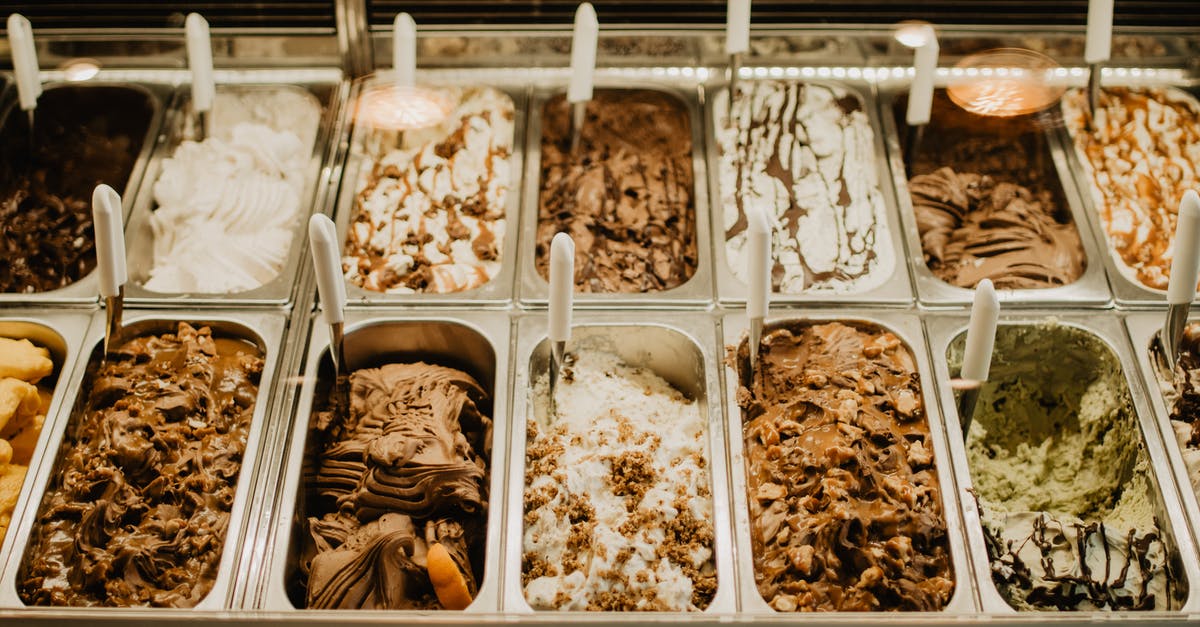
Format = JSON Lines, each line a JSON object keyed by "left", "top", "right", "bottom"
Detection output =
{"left": 19, "top": 322, "right": 264, "bottom": 607}
{"left": 535, "top": 89, "right": 698, "bottom": 293}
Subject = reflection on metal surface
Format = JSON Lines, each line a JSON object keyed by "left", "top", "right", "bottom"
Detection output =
{"left": 60, "top": 58, "right": 100, "bottom": 81}
{"left": 946, "top": 48, "right": 1066, "bottom": 117}
{"left": 355, "top": 81, "right": 455, "bottom": 130}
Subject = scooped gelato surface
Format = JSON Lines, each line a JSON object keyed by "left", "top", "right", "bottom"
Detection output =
{"left": 1062, "top": 87, "right": 1200, "bottom": 291}
{"left": 0, "top": 336, "right": 55, "bottom": 542}
{"left": 0, "top": 86, "right": 154, "bottom": 293}
{"left": 19, "top": 322, "right": 264, "bottom": 607}
{"left": 300, "top": 362, "right": 491, "bottom": 610}
{"left": 732, "top": 321, "right": 954, "bottom": 611}
{"left": 899, "top": 91, "right": 1086, "bottom": 290}
{"left": 1157, "top": 323, "right": 1200, "bottom": 496}
{"left": 535, "top": 89, "right": 698, "bottom": 293}
{"left": 523, "top": 348, "right": 716, "bottom": 611}
{"left": 952, "top": 322, "right": 1177, "bottom": 611}
{"left": 343, "top": 87, "right": 514, "bottom": 294}
{"left": 717, "top": 81, "right": 894, "bottom": 294}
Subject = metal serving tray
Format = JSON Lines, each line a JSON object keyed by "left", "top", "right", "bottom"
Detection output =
{"left": 707, "top": 79, "right": 914, "bottom": 307}
{"left": 1054, "top": 81, "right": 1200, "bottom": 308}
{"left": 0, "top": 309, "right": 286, "bottom": 610}
{"left": 517, "top": 81, "right": 715, "bottom": 309}
{"left": 925, "top": 312, "right": 1200, "bottom": 613}
{"left": 721, "top": 311, "right": 976, "bottom": 614}
{"left": 0, "top": 311, "right": 92, "bottom": 581}
{"left": 260, "top": 311, "right": 510, "bottom": 613}
{"left": 123, "top": 73, "right": 347, "bottom": 307}
{"left": 329, "top": 72, "right": 527, "bottom": 308}
{"left": 0, "top": 80, "right": 169, "bottom": 306}
{"left": 877, "top": 83, "right": 1113, "bottom": 309}
{"left": 504, "top": 312, "right": 737, "bottom": 613}
{"left": 1126, "top": 312, "right": 1200, "bottom": 582}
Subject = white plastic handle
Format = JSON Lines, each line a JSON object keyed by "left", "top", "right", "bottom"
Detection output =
{"left": 746, "top": 205, "right": 772, "bottom": 319}
{"left": 906, "top": 26, "right": 939, "bottom": 127}
{"left": 1168, "top": 190, "right": 1200, "bottom": 305}
{"left": 961, "top": 279, "right": 1000, "bottom": 383}
{"left": 92, "top": 184, "right": 125, "bottom": 299}
{"left": 549, "top": 232, "right": 575, "bottom": 343}
{"left": 185, "top": 13, "right": 215, "bottom": 115}
{"left": 725, "top": 0, "right": 750, "bottom": 56}
{"left": 393, "top": 12, "right": 416, "bottom": 88}
{"left": 7, "top": 14, "right": 41, "bottom": 112}
{"left": 1085, "top": 0, "right": 1114, "bottom": 64}
{"left": 568, "top": 3, "right": 599, "bottom": 104}
{"left": 309, "top": 215, "right": 346, "bottom": 326}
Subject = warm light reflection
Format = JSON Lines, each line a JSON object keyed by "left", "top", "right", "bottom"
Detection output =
{"left": 61, "top": 58, "right": 101, "bottom": 82}
{"left": 894, "top": 21, "right": 934, "bottom": 48}
{"left": 946, "top": 48, "right": 1066, "bottom": 117}
{"left": 355, "top": 83, "right": 455, "bottom": 131}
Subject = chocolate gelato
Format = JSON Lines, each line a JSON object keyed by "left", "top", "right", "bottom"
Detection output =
{"left": 19, "top": 322, "right": 264, "bottom": 607}
{"left": 1157, "top": 323, "right": 1200, "bottom": 499}
{"left": 732, "top": 321, "right": 954, "bottom": 611}
{"left": 0, "top": 86, "right": 154, "bottom": 294}
{"left": 299, "top": 362, "right": 491, "bottom": 610}
{"left": 535, "top": 89, "right": 698, "bottom": 293}
{"left": 899, "top": 91, "right": 1086, "bottom": 290}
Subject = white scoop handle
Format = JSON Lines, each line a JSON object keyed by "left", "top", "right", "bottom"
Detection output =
{"left": 1169, "top": 190, "right": 1200, "bottom": 305}
{"left": 393, "top": 12, "right": 416, "bottom": 88}
{"left": 549, "top": 233, "right": 575, "bottom": 343}
{"left": 1085, "top": 0, "right": 1114, "bottom": 64}
{"left": 92, "top": 185, "right": 125, "bottom": 299}
{"left": 309, "top": 215, "right": 346, "bottom": 326}
{"left": 906, "top": 27, "right": 939, "bottom": 127}
{"left": 746, "top": 205, "right": 772, "bottom": 319}
{"left": 725, "top": 0, "right": 750, "bottom": 55}
{"left": 568, "top": 3, "right": 599, "bottom": 104}
{"left": 961, "top": 279, "right": 1000, "bottom": 383}
{"left": 186, "top": 13, "right": 215, "bottom": 115}
{"left": 7, "top": 14, "right": 41, "bottom": 112}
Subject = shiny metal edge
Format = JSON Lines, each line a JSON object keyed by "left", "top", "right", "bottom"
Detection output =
{"left": 720, "top": 311, "right": 977, "bottom": 614}
{"left": 0, "top": 311, "right": 94, "bottom": 584}
{"left": 0, "top": 309, "right": 286, "bottom": 611}
{"left": 122, "top": 77, "right": 348, "bottom": 308}
{"left": 1054, "top": 82, "right": 1200, "bottom": 309}
{"left": 517, "top": 80, "right": 716, "bottom": 309}
{"left": 1126, "top": 312, "right": 1200, "bottom": 607}
{"left": 504, "top": 312, "right": 737, "bottom": 613}
{"left": 924, "top": 312, "right": 1200, "bottom": 614}
{"left": 706, "top": 79, "right": 914, "bottom": 307}
{"left": 0, "top": 80, "right": 171, "bottom": 306}
{"left": 331, "top": 74, "right": 528, "bottom": 309}
{"left": 259, "top": 311, "right": 511, "bottom": 613}
{"left": 876, "top": 82, "right": 1114, "bottom": 309}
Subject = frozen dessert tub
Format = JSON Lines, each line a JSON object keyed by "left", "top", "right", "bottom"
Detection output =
{"left": 0, "top": 81, "right": 168, "bottom": 306}
{"left": 0, "top": 309, "right": 285, "bottom": 610}
{"left": 926, "top": 312, "right": 1199, "bottom": 613}
{"left": 879, "top": 84, "right": 1113, "bottom": 309}
{"left": 0, "top": 311, "right": 91, "bottom": 581}
{"left": 260, "top": 311, "right": 510, "bottom": 612}
{"left": 517, "top": 81, "right": 715, "bottom": 308}
{"left": 122, "top": 73, "right": 347, "bottom": 307}
{"left": 722, "top": 311, "right": 975, "bottom": 613}
{"left": 707, "top": 79, "right": 914, "bottom": 307}
{"left": 505, "top": 312, "right": 736, "bottom": 612}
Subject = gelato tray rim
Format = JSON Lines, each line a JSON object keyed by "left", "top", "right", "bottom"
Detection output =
{"left": 720, "top": 311, "right": 977, "bottom": 614}
{"left": 924, "top": 312, "right": 1200, "bottom": 614}
{"left": 0, "top": 309, "right": 287, "bottom": 611}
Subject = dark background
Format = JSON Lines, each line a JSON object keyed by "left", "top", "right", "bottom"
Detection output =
{"left": 0, "top": 0, "right": 1196, "bottom": 29}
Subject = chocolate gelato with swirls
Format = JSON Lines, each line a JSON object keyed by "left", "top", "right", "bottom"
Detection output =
{"left": 300, "top": 362, "right": 491, "bottom": 610}
{"left": 732, "top": 321, "right": 954, "bottom": 611}
{"left": 0, "top": 86, "right": 153, "bottom": 293}
{"left": 899, "top": 91, "right": 1086, "bottom": 290}
{"left": 535, "top": 89, "right": 698, "bottom": 293}
{"left": 19, "top": 322, "right": 264, "bottom": 607}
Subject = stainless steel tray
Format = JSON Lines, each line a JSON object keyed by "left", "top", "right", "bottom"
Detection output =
{"left": 330, "top": 73, "right": 527, "bottom": 308}
{"left": 260, "top": 311, "right": 511, "bottom": 613}
{"left": 721, "top": 311, "right": 976, "bottom": 614}
{"left": 1126, "top": 312, "right": 1200, "bottom": 588}
{"left": 877, "top": 82, "right": 1113, "bottom": 309}
{"left": 122, "top": 73, "right": 348, "bottom": 307}
{"left": 0, "top": 80, "right": 170, "bottom": 306}
{"left": 0, "top": 309, "right": 286, "bottom": 610}
{"left": 707, "top": 79, "right": 914, "bottom": 307}
{"left": 504, "top": 312, "right": 737, "bottom": 613}
{"left": 517, "top": 80, "right": 715, "bottom": 308}
{"left": 0, "top": 311, "right": 92, "bottom": 581}
{"left": 925, "top": 312, "right": 1200, "bottom": 613}
{"left": 1054, "top": 81, "right": 1200, "bottom": 308}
